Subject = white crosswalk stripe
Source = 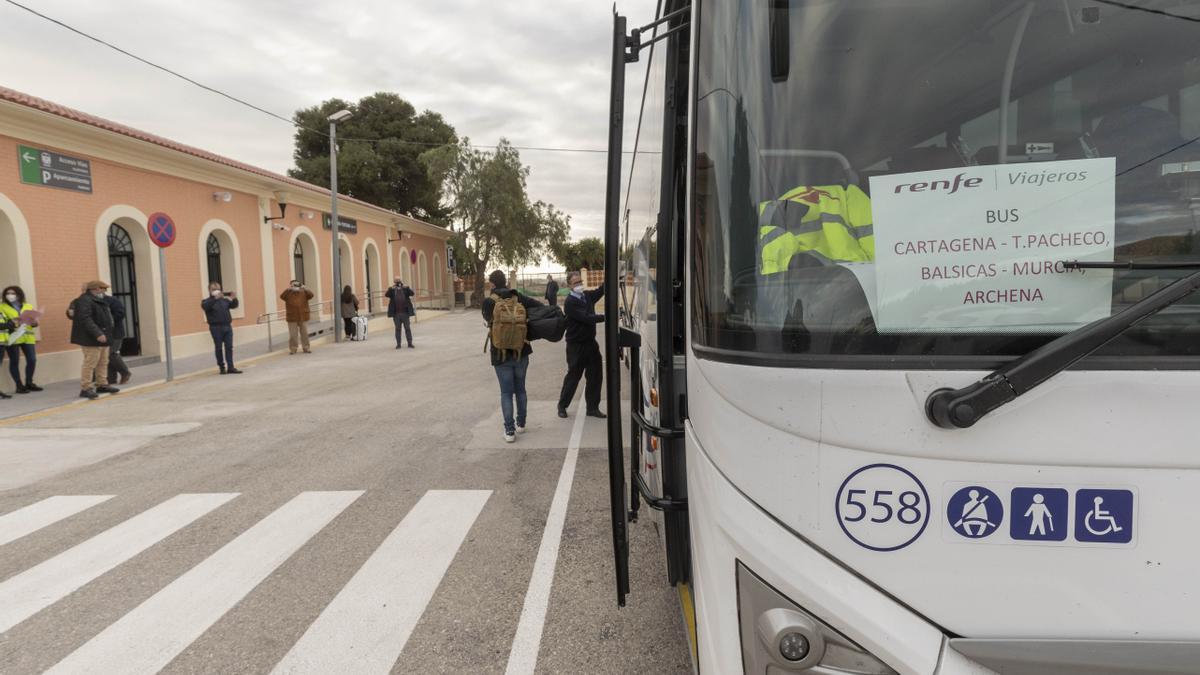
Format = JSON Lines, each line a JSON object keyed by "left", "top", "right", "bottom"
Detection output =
{"left": 0, "top": 493, "right": 237, "bottom": 634}
{"left": 0, "top": 495, "right": 114, "bottom": 547}
{"left": 272, "top": 489, "right": 492, "bottom": 675}
{"left": 46, "top": 491, "right": 364, "bottom": 675}
{"left": 0, "top": 489, "right": 515, "bottom": 673}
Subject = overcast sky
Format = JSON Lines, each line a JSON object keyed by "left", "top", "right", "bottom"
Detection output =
{"left": 0, "top": 0, "right": 658, "bottom": 242}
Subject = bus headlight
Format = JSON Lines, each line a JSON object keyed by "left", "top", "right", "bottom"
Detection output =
{"left": 738, "top": 562, "right": 897, "bottom": 674}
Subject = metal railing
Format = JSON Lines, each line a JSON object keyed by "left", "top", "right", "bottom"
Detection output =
{"left": 255, "top": 299, "right": 333, "bottom": 353}
{"left": 256, "top": 291, "right": 452, "bottom": 351}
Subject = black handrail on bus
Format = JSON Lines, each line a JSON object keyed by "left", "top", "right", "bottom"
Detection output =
{"left": 604, "top": 10, "right": 633, "bottom": 608}
{"left": 631, "top": 410, "right": 685, "bottom": 440}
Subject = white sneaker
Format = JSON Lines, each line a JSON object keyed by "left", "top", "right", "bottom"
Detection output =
{"left": 504, "top": 432, "right": 516, "bottom": 443}
{"left": 516, "top": 423, "right": 526, "bottom": 434}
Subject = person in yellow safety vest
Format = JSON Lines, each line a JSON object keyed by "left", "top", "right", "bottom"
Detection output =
{"left": 0, "top": 285, "right": 40, "bottom": 395}
{"left": 758, "top": 184, "right": 874, "bottom": 273}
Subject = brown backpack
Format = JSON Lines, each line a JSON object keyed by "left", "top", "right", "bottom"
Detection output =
{"left": 488, "top": 292, "right": 527, "bottom": 357}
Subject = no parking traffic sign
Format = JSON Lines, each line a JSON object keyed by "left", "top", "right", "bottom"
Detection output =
{"left": 147, "top": 212, "right": 177, "bottom": 248}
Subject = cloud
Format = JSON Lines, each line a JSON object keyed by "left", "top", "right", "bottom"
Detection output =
{"left": 0, "top": 0, "right": 663, "bottom": 248}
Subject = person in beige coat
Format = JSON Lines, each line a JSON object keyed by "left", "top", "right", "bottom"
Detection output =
{"left": 280, "top": 280, "right": 314, "bottom": 354}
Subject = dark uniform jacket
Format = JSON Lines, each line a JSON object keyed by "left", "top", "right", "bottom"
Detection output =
{"left": 563, "top": 286, "right": 605, "bottom": 344}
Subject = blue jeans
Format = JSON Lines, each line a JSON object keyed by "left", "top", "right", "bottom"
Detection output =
{"left": 6, "top": 343, "right": 36, "bottom": 387}
{"left": 493, "top": 356, "right": 529, "bottom": 434}
{"left": 209, "top": 323, "right": 234, "bottom": 369}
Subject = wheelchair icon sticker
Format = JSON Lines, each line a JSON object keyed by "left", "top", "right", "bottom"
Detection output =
{"left": 1074, "top": 489, "right": 1134, "bottom": 544}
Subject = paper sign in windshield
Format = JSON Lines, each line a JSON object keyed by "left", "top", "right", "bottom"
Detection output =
{"left": 870, "top": 158, "right": 1115, "bottom": 332}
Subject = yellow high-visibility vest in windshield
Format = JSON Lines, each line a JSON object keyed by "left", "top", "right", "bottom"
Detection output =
{"left": 758, "top": 184, "right": 874, "bottom": 274}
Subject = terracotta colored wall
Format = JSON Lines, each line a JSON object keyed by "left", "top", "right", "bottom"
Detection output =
{"left": 0, "top": 133, "right": 261, "bottom": 354}
{"left": 0, "top": 131, "right": 448, "bottom": 369}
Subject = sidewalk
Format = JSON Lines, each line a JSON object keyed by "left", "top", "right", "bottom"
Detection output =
{"left": 0, "top": 311, "right": 450, "bottom": 421}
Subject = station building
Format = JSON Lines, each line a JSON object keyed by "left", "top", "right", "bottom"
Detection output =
{"left": 0, "top": 86, "right": 452, "bottom": 386}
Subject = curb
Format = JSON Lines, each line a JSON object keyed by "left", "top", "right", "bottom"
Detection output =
{"left": 0, "top": 312, "right": 455, "bottom": 427}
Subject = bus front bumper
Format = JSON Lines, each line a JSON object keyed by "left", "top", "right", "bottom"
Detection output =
{"left": 686, "top": 428, "right": 982, "bottom": 675}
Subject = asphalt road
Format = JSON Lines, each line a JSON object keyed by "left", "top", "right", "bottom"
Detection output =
{"left": 0, "top": 311, "right": 691, "bottom": 674}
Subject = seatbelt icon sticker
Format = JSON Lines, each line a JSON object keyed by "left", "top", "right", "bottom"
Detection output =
{"left": 946, "top": 485, "right": 1003, "bottom": 539}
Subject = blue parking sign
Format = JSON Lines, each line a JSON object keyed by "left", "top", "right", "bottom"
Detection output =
{"left": 1074, "top": 489, "right": 1134, "bottom": 544}
{"left": 1010, "top": 488, "right": 1068, "bottom": 541}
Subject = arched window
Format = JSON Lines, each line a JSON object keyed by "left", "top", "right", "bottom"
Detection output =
{"left": 107, "top": 223, "right": 140, "bottom": 355}
{"left": 433, "top": 254, "right": 443, "bottom": 293}
{"left": 293, "top": 240, "right": 305, "bottom": 284}
{"left": 206, "top": 233, "right": 222, "bottom": 287}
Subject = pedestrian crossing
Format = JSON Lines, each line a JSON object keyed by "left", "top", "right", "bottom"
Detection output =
{"left": 0, "top": 489, "right": 496, "bottom": 674}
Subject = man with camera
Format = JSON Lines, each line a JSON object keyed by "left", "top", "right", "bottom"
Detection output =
{"left": 201, "top": 282, "right": 241, "bottom": 374}
{"left": 385, "top": 277, "right": 416, "bottom": 349}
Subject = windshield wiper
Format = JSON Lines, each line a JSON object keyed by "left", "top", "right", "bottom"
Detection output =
{"left": 926, "top": 260, "right": 1200, "bottom": 429}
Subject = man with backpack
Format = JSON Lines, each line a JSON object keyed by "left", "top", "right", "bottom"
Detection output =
{"left": 482, "top": 269, "right": 543, "bottom": 443}
{"left": 557, "top": 272, "right": 605, "bottom": 419}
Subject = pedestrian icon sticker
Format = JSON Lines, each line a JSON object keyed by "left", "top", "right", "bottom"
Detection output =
{"left": 1075, "top": 489, "right": 1134, "bottom": 544}
{"left": 947, "top": 486, "right": 1003, "bottom": 539}
{"left": 1010, "top": 488, "right": 1068, "bottom": 541}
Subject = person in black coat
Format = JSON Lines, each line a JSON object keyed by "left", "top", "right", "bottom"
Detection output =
{"left": 544, "top": 275, "right": 559, "bottom": 307}
{"left": 557, "top": 272, "right": 605, "bottom": 419}
{"left": 71, "top": 281, "right": 120, "bottom": 399}
{"left": 104, "top": 293, "right": 132, "bottom": 385}
{"left": 201, "top": 282, "right": 241, "bottom": 374}
{"left": 385, "top": 277, "right": 417, "bottom": 349}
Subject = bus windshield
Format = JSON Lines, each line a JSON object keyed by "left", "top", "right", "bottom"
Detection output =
{"left": 693, "top": 0, "right": 1200, "bottom": 365}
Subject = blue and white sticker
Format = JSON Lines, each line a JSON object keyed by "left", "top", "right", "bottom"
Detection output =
{"left": 946, "top": 485, "right": 1004, "bottom": 539}
{"left": 943, "top": 482, "right": 1136, "bottom": 546}
{"left": 1075, "top": 489, "right": 1134, "bottom": 544}
{"left": 1010, "top": 487, "right": 1068, "bottom": 541}
{"left": 836, "top": 464, "right": 930, "bottom": 552}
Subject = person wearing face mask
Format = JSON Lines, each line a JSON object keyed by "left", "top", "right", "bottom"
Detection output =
{"left": 280, "top": 280, "right": 314, "bottom": 354}
{"left": 70, "top": 280, "right": 120, "bottom": 400}
{"left": 557, "top": 271, "right": 606, "bottom": 419}
{"left": 201, "top": 282, "right": 241, "bottom": 375}
{"left": 0, "top": 286, "right": 41, "bottom": 395}
{"left": 384, "top": 277, "right": 416, "bottom": 349}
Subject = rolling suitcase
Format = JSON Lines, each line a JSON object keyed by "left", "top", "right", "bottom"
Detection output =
{"left": 352, "top": 315, "right": 369, "bottom": 341}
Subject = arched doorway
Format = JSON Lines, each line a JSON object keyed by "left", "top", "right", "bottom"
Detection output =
{"left": 293, "top": 240, "right": 306, "bottom": 285}
{"left": 363, "top": 244, "right": 381, "bottom": 313}
{"left": 399, "top": 248, "right": 411, "bottom": 285}
{"left": 337, "top": 237, "right": 354, "bottom": 297}
{"left": 108, "top": 223, "right": 141, "bottom": 355}
{"left": 417, "top": 251, "right": 429, "bottom": 296}
{"left": 206, "top": 233, "right": 222, "bottom": 287}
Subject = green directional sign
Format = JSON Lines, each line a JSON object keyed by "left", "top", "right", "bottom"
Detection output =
{"left": 17, "top": 145, "right": 93, "bottom": 193}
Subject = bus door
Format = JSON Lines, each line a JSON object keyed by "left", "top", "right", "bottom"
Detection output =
{"left": 603, "top": 1, "right": 692, "bottom": 608}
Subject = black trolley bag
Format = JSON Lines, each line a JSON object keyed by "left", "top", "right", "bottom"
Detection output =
{"left": 526, "top": 303, "right": 567, "bottom": 342}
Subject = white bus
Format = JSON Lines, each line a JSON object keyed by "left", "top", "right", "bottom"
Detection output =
{"left": 603, "top": 1, "right": 1200, "bottom": 673}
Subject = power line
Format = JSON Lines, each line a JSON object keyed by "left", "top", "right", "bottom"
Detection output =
{"left": 2, "top": 0, "right": 638, "bottom": 155}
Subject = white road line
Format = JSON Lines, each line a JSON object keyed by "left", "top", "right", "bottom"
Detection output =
{"left": 272, "top": 489, "right": 492, "bottom": 675}
{"left": 46, "top": 490, "right": 363, "bottom": 675}
{"left": 504, "top": 402, "right": 587, "bottom": 675}
{"left": 0, "top": 495, "right": 114, "bottom": 547}
{"left": 0, "top": 493, "right": 237, "bottom": 634}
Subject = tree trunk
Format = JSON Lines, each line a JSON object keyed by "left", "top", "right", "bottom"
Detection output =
{"left": 468, "top": 249, "right": 486, "bottom": 307}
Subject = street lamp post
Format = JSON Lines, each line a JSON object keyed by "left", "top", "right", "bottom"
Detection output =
{"left": 328, "top": 109, "right": 353, "bottom": 342}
